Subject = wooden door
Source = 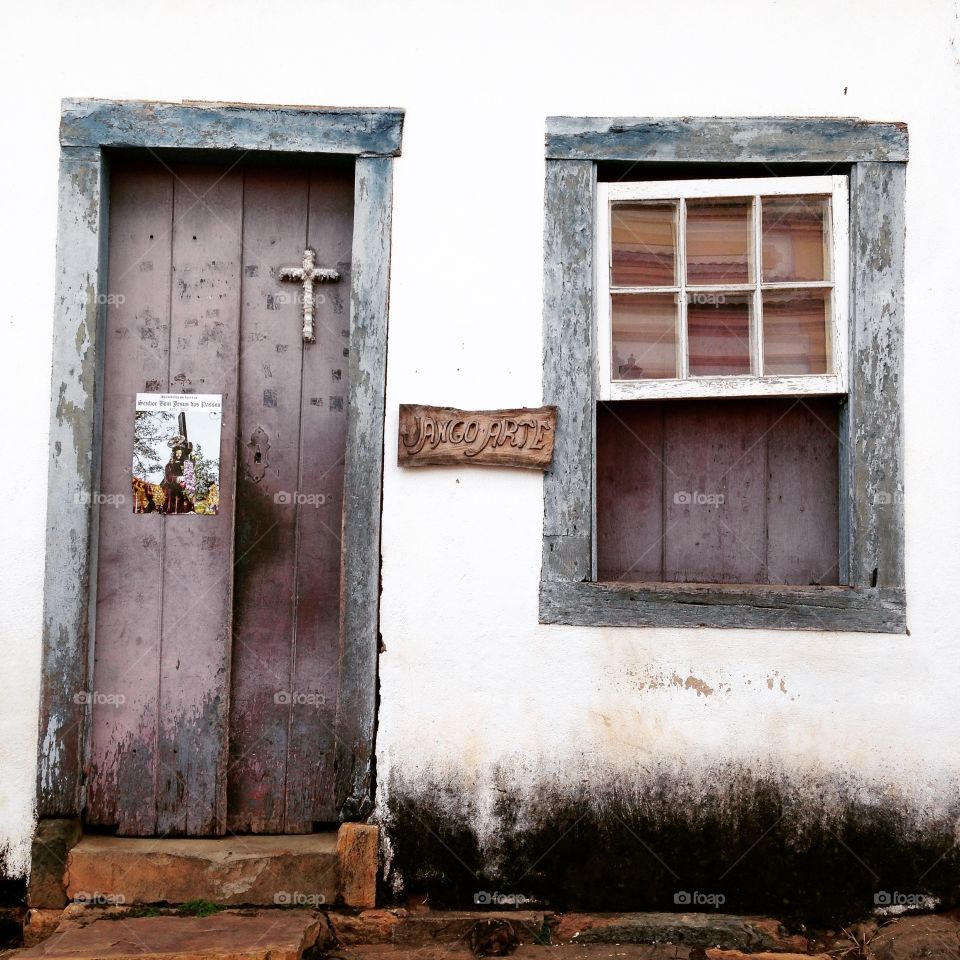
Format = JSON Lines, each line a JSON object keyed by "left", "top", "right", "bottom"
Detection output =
{"left": 87, "top": 157, "right": 353, "bottom": 836}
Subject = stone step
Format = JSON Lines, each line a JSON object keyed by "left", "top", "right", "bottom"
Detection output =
{"left": 29, "top": 823, "right": 377, "bottom": 913}
{"left": 65, "top": 835, "right": 339, "bottom": 909}
{"left": 10, "top": 908, "right": 328, "bottom": 960}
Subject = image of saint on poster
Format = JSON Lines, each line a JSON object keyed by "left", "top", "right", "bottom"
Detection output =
{"left": 131, "top": 394, "right": 222, "bottom": 515}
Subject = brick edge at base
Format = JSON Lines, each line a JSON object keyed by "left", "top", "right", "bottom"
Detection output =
{"left": 337, "top": 823, "right": 378, "bottom": 908}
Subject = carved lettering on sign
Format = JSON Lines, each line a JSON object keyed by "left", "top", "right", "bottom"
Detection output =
{"left": 398, "top": 404, "right": 557, "bottom": 470}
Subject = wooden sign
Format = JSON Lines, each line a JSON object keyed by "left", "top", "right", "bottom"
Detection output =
{"left": 398, "top": 404, "right": 557, "bottom": 470}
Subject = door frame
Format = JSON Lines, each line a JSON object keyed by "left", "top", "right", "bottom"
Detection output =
{"left": 36, "top": 98, "right": 404, "bottom": 824}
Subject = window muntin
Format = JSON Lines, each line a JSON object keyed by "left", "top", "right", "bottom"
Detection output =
{"left": 597, "top": 176, "right": 848, "bottom": 401}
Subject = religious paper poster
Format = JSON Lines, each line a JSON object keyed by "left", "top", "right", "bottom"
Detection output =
{"left": 132, "top": 394, "right": 223, "bottom": 515}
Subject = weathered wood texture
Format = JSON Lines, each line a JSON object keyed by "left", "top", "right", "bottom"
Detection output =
{"left": 597, "top": 405, "right": 663, "bottom": 582}
{"left": 88, "top": 161, "right": 356, "bottom": 835}
{"left": 228, "top": 169, "right": 310, "bottom": 833}
{"left": 61, "top": 99, "right": 404, "bottom": 156}
{"left": 163, "top": 168, "right": 243, "bottom": 836}
{"left": 398, "top": 405, "right": 557, "bottom": 469}
{"left": 846, "top": 162, "right": 906, "bottom": 590}
{"left": 597, "top": 398, "right": 840, "bottom": 586}
{"left": 41, "top": 101, "right": 400, "bottom": 828}
{"left": 36, "top": 147, "right": 106, "bottom": 817}
{"left": 541, "top": 159, "right": 595, "bottom": 583}
{"left": 286, "top": 168, "right": 353, "bottom": 828}
{"left": 540, "top": 121, "right": 907, "bottom": 632}
{"left": 87, "top": 163, "right": 243, "bottom": 836}
{"left": 86, "top": 164, "right": 172, "bottom": 834}
{"left": 540, "top": 580, "right": 906, "bottom": 633}
{"left": 663, "top": 401, "right": 769, "bottom": 584}
{"left": 335, "top": 157, "right": 394, "bottom": 820}
{"left": 767, "top": 401, "right": 841, "bottom": 585}
{"left": 227, "top": 165, "right": 353, "bottom": 832}
{"left": 546, "top": 117, "right": 909, "bottom": 163}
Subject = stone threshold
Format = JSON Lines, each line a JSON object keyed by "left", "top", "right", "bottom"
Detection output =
{"left": 28, "top": 821, "right": 377, "bottom": 913}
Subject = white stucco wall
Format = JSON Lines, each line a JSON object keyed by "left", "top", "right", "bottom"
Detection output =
{"left": 2, "top": 0, "right": 959, "bottom": 880}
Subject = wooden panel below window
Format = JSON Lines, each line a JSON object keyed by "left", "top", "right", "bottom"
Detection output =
{"left": 597, "top": 396, "right": 839, "bottom": 586}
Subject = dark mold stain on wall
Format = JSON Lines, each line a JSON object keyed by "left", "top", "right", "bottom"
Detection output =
{"left": 382, "top": 765, "right": 960, "bottom": 926}
{"left": 0, "top": 874, "right": 26, "bottom": 947}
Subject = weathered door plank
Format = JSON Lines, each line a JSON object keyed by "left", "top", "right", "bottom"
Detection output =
{"left": 87, "top": 164, "right": 173, "bottom": 835}
{"left": 284, "top": 167, "right": 354, "bottom": 830}
{"left": 155, "top": 167, "right": 243, "bottom": 836}
{"left": 228, "top": 169, "right": 310, "bottom": 833}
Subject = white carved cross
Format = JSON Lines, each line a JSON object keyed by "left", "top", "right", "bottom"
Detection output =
{"left": 278, "top": 248, "right": 340, "bottom": 342}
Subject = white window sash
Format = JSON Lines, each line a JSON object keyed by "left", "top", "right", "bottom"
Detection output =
{"left": 596, "top": 175, "right": 849, "bottom": 402}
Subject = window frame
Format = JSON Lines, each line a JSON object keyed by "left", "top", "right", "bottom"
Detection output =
{"left": 596, "top": 175, "right": 849, "bottom": 401}
{"left": 540, "top": 116, "right": 907, "bottom": 633}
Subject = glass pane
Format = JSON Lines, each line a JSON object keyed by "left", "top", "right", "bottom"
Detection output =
{"left": 688, "top": 292, "right": 752, "bottom": 376}
{"left": 762, "top": 289, "right": 832, "bottom": 375}
{"left": 761, "top": 196, "right": 830, "bottom": 282}
{"left": 611, "top": 293, "right": 678, "bottom": 380}
{"left": 611, "top": 203, "right": 676, "bottom": 286}
{"left": 686, "top": 198, "right": 753, "bottom": 284}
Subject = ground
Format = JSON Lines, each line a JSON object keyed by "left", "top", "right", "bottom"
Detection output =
{"left": 2, "top": 907, "right": 959, "bottom": 960}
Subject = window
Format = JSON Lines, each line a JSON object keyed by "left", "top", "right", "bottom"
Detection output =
{"left": 594, "top": 177, "right": 847, "bottom": 589}
{"left": 596, "top": 177, "right": 848, "bottom": 400}
{"left": 540, "top": 117, "right": 907, "bottom": 632}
